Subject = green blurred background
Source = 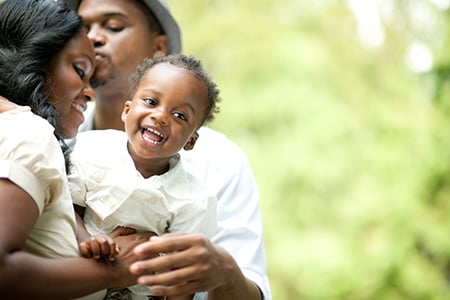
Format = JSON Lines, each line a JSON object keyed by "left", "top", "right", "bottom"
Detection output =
{"left": 171, "top": 1, "right": 450, "bottom": 299}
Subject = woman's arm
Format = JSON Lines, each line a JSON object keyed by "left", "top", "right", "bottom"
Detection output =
{"left": 0, "top": 179, "right": 140, "bottom": 299}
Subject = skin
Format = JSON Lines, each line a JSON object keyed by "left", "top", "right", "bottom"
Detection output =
{"left": 131, "top": 234, "right": 262, "bottom": 299}
{"left": 46, "top": 29, "right": 96, "bottom": 139}
{"left": 0, "top": 29, "right": 148, "bottom": 299}
{"left": 122, "top": 63, "right": 205, "bottom": 178}
{"left": 78, "top": 63, "right": 207, "bottom": 300}
{"left": 75, "top": 63, "right": 207, "bottom": 257}
{"left": 78, "top": 0, "right": 168, "bottom": 131}
{"left": 78, "top": 0, "right": 263, "bottom": 299}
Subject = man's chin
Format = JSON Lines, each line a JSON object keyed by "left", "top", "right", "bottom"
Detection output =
{"left": 90, "top": 74, "right": 107, "bottom": 89}
{"left": 90, "top": 66, "right": 113, "bottom": 88}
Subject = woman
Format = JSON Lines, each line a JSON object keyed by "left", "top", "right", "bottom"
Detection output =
{"left": 0, "top": 0, "right": 147, "bottom": 299}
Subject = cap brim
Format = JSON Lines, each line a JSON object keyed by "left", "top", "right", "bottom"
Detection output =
{"left": 65, "top": 0, "right": 181, "bottom": 54}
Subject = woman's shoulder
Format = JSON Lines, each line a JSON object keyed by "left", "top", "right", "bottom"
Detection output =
{"left": 0, "top": 109, "right": 55, "bottom": 139}
{"left": 0, "top": 110, "right": 60, "bottom": 160}
{"left": 0, "top": 110, "right": 66, "bottom": 208}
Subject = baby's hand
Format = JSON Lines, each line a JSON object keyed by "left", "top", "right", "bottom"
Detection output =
{"left": 79, "top": 235, "right": 119, "bottom": 261}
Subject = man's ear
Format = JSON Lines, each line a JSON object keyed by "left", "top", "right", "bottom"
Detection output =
{"left": 183, "top": 131, "right": 199, "bottom": 151}
{"left": 152, "top": 35, "right": 169, "bottom": 56}
{"left": 121, "top": 100, "right": 132, "bottom": 122}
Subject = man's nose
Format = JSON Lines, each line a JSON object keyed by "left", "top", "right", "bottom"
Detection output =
{"left": 87, "top": 24, "right": 106, "bottom": 47}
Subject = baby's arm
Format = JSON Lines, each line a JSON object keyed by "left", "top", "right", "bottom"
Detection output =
{"left": 74, "top": 204, "right": 119, "bottom": 261}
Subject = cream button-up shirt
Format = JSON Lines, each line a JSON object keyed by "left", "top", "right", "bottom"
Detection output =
{"left": 68, "top": 129, "right": 217, "bottom": 238}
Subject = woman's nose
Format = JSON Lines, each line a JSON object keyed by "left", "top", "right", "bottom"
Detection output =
{"left": 83, "top": 86, "right": 96, "bottom": 102}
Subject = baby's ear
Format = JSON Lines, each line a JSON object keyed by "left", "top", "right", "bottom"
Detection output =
{"left": 121, "top": 100, "right": 132, "bottom": 122}
{"left": 183, "top": 132, "right": 199, "bottom": 151}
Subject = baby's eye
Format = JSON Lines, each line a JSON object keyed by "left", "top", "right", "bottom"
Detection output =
{"left": 73, "top": 64, "right": 86, "bottom": 79}
{"left": 173, "top": 112, "right": 187, "bottom": 121}
{"left": 144, "top": 98, "right": 157, "bottom": 106}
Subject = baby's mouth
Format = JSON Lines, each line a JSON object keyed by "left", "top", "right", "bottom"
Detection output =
{"left": 142, "top": 127, "right": 164, "bottom": 144}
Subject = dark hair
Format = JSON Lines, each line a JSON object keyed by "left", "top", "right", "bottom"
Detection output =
{"left": 130, "top": 54, "right": 221, "bottom": 125}
{"left": 0, "top": 0, "right": 83, "bottom": 170}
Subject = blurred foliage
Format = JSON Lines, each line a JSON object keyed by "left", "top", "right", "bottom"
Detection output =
{"left": 171, "top": 0, "right": 450, "bottom": 299}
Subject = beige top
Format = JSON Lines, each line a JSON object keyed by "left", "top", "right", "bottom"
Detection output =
{"left": 0, "top": 109, "right": 105, "bottom": 300}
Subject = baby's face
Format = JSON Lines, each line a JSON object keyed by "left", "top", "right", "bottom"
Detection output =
{"left": 122, "top": 63, "right": 208, "bottom": 161}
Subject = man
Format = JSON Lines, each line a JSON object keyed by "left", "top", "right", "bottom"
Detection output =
{"left": 66, "top": 1, "right": 271, "bottom": 299}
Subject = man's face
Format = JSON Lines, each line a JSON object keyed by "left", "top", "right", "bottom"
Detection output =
{"left": 78, "top": 0, "right": 164, "bottom": 89}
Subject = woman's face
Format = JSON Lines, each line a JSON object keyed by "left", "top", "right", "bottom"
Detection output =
{"left": 47, "top": 29, "right": 95, "bottom": 139}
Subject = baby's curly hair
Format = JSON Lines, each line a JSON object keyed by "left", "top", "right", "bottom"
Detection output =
{"left": 129, "top": 54, "right": 220, "bottom": 125}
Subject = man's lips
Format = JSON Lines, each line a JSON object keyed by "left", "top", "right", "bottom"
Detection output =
{"left": 94, "top": 51, "right": 107, "bottom": 63}
{"left": 95, "top": 50, "right": 106, "bottom": 58}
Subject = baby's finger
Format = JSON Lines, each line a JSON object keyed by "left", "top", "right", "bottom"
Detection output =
{"left": 88, "top": 237, "right": 102, "bottom": 259}
{"left": 100, "top": 236, "right": 117, "bottom": 261}
{"left": 107, "top": 242, "right": 119, "bottom": 261}
{"left": 78, "top": 242, "right": 92, "bottom": 258}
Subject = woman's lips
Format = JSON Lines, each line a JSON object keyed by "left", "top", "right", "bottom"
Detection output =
{"left": 72, "top": 101, "right": 87, "bottom": 114}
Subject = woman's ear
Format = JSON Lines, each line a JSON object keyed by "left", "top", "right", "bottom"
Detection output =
{"left": 121, "top": 100, "right": 132, "bottom": 122}
{"left": 183, "top": 131, "right": 199, "bottom": 151}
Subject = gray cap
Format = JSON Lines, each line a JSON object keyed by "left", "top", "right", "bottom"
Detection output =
{"left": 65, "top": 0, "right": 182, "bottom": 54}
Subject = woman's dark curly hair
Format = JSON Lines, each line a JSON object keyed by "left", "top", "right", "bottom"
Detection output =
{"left": 0, "top": 0, "right": 83, "bottom": 171}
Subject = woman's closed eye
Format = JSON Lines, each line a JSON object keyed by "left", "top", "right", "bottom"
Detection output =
{"left": 73, "top": 63, "right": 86, "bottom": 79}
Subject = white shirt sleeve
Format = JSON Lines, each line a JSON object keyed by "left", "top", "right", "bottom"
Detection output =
{"left": 182, "top": 127, "right": 272, "bottom": 300}
{"left": 0, "top": 110, "right": 66, "bottom": 212}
